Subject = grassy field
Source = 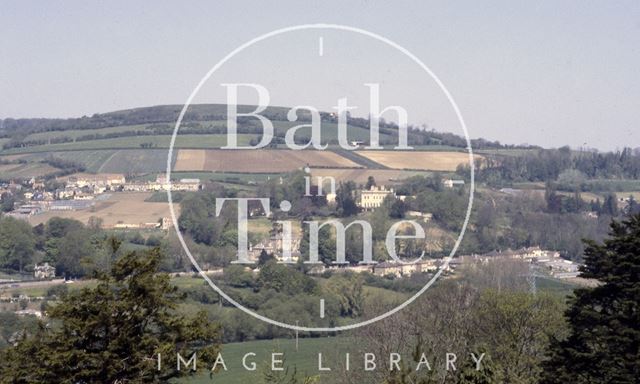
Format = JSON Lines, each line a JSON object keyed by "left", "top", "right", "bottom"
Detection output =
{"left": 24, "top": 124, "right": 153, "bottom": 141}
{"left": 19, "top": 119, "right": 382, "bottom": 144}
{"left": 0, "top": 162, "right": 59, "bottom": 178}
{"left": 535, "top": 276, "right": 579, "bottom": 297}
{"left": 0, "top": 280, "right": 97, "bottom": 298}
{"left": 474, "top": 148, "right": 538, "bottom": 157}
{"left": 20, "top": 121, "right": 230, "bottom": 142}
{"left": 175, "top": 337, "right": 353, "bottom": 384}
{"left": 18, "top": 149, "right": 178, "bottom": 174}
{"left": 0, "top": 270, "right": 29, "bottom": 280}
{"left": 272, "top": 120, "right": 395, "bottom": 143}
{"left": 18, "top": 150, "right": 120, "bottom": 173}
{"left": 594, "top": 179, "right": 640, "bottom": 192}
{"left": 0, "top": 134, "right": 257, "bottom": 154}
{"left": 96, "top": 149, "right": 177, "bottom": 174}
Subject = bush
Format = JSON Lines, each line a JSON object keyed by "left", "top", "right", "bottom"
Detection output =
{"left": 223, "top": 265, "right": 255, "bottom": 288}
{"left": 145, "top": 235, "right": 162, "bottom": 247}
{"left": 257, "top": 261, "right": 318, "bottom": 295}
{"left": 45, "top": 284, "right": 69, "bottom": 299}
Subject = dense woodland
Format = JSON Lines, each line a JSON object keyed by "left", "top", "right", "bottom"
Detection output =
{"left": 460, "top": 146, "right": 640, "bottom": 183}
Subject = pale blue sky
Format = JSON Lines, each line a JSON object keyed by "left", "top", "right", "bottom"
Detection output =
{"left": 1, "top": 1, "right": 638, "bottom": 150}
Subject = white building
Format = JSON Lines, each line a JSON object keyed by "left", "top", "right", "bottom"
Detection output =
{"left": 34, "top": 262, "right": 56, "bottom": 279}
{"left": 123, "top": 175, "right": 200, "bottom": 192}
{"left": 373, "top": 259, "right": 438, "bottom": 277}
{"left": 69, "top": 174, "right": 126, "bottom": 188}
{"left": 358, "top": 185, "right": 396, "bottom": 210}
{"left": 443, "top": 178, "right": 464, "bottom": 188}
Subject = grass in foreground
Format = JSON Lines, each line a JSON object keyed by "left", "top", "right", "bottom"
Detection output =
{"left": 174, "top": 337, "right": 353, "bottom": 384}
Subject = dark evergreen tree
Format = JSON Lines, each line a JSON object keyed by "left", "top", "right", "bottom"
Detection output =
{"left": 335, "top": 181, "right": 359, "bottom": 217}
{"left": 458, "top": 348, "right": 497, "bottom": 384}
{"left": 627, "top": 195, "right": 640, "bottom": 216}
{"left": 257, "top": 248, "right": 275, "bottom": 266}
{"left": 0, "top": 245, "right": 220, "bottom": 383}
{"left": 602, "top": 193, "right": 619, "bottom": 216}
{"left": 541, "top": 214, "right": 640, "bottom": 383}
{"left": 365, "top": 175, "right": 376, "bottom": 190}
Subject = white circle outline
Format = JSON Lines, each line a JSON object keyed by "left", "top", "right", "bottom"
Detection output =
{"left": 166, "top": 23, "right": 475, "bottom": 332}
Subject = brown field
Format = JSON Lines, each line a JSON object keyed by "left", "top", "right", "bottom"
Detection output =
{"left": 174, "top": 149, "right": 360, "bottom": 173}
{"left": 28, "top": 192, "right": 179, "bottom": 228}
{"left": 310, "top": 168, "right": 429, "bottom": 185}
{"left": 357, "top": 150, "right": 479, "bottom": 171}
{"left": 174, "top": 149, "right": 206, "bottom": 171}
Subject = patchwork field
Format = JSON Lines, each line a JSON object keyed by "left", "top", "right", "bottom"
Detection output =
{"left": 17, "top": 149, "right": 178, "bottom": 174}
{"left": 174, "top": 149, "right": 361, "bottom": 173}
{"left": 28, "top": 192, "right": 178, "bottom": 228}
{"left": 356, "top": 150, "right": 478, "bottom": 171}
{"left": 310, "top": 168, "right": 429, "bottom": 184}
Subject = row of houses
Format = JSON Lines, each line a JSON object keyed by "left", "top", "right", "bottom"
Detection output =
{"left": 6, "top": 199, "right": 97, "bottom": 220}
{"left": 113, "top": 217, "right": 172, "bottom": 230}
{"left": 68, "top": 174, "right": 201, "bottom": 193}
{"left": 123, "top": 175, "right": 200, "bottom": 192}
{"left": 303, "top": 246, "right": 579, "bottom": 279}
{"left": 9, "top": 174, "right": 201, "bottom": 209}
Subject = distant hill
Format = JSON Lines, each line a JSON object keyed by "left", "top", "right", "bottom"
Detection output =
{"left": 0, "top": 104, "right": 531, "bottom": 152}
{"left": 0, "top": 104, "right": 293, "bottom": 137}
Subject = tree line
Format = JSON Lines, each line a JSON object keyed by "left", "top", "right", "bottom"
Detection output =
{"left": 461, "top": 147, "right": 640, "bottom": 185}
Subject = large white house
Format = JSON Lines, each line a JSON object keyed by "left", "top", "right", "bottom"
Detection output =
{"left": 358, "top": 185, "right": 396, "bottom": 210}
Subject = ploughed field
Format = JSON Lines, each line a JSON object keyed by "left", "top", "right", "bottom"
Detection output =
{"left": 173, "top": 149, "right": 362, "bottom": 173}
{"left": 357, "top": 150, "right": 480, "bottom": 172}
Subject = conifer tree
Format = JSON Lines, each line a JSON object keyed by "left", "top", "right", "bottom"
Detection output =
{"left": 541, "top": 214, "right": 640, "bottom": 383}
{"left": 0, "top": 246, "right": 220, "bottom": 383}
